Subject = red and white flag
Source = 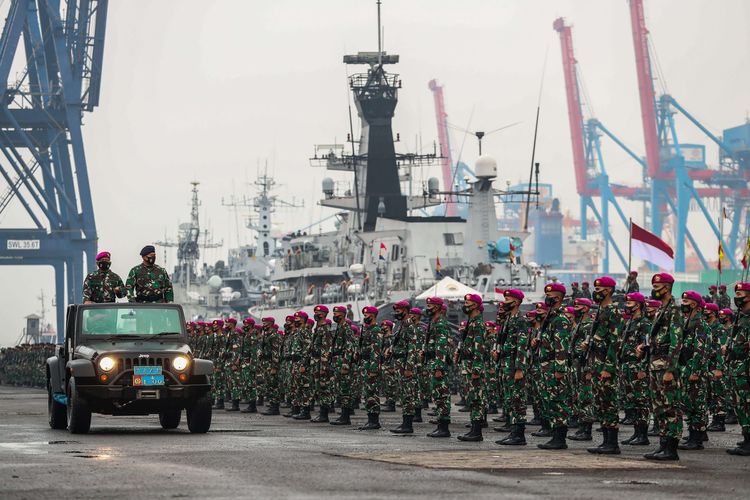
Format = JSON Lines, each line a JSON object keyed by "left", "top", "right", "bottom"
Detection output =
{"left": 631, "top": 222, "right": 674, "bottom": 271}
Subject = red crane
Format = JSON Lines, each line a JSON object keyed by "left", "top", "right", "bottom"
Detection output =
{"left": 428, "top": 79, "right": 456, "bottom": 216}
{"left": 628, "top": 0, "right": 662, "bottom": 179}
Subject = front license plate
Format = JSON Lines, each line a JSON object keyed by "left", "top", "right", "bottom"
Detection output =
{"left": 134, "top": 366, "right": 162, "bottom": 375}
{"left": 133, "top": 375, "right": 165, "bottom": 386}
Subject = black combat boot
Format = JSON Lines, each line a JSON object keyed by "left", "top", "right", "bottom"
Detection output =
{"left": 422, "top": 400, "right": 430, "bottom": 410}
{"left": 529, "top": 408, "right": 541, "bottom": 426}
{"left": 568, "top": 422, "right": 593, "bottom": 441}
{"left": 457, "top": 420, "right": 483, "bottom": 442}
{"left": 589, "top": 428, "right": 621, "bottom": 455}
{"left": 283, "top": 405, "right": 300, "bottom": 418}
{"left": 427, "top": 409, "right": 439, "bottom": 417}
{"left": 678, "top": 428, "right": 704, "bottom": 450}
{"left": 427, "top": 420, "right": 451, "bottom": 438}
{"left": 413, "top": 407, "right": 423, "bottom": 423}
{"left": 726, "top": 411, "right": 738, "bottom": 424}
{"left": 648, "top": 417, "right": 660, "bottom": 436}
{"left": 458, "top": 405, "right": 471, "bottom": 412}
{"left": 292, "top": 405, "right": 311, "bottom": 420}
{"left": 311, "top": 405, "right": 330, "bottom": 423}
{"left": 707, "top": 415, "right": 726, "bottom": 432}
{"left": 628, "top": 423, "right": 650, "bottom": 446}
{"left": 494, "top": 415, "right": 512, "bottom": 433}
{"left": 225, "top": 399, "right": 240, "bottom": 412}
{"left": 358, "top": 412, "right": 381, "bottom": 430}
{"left": 487, "top": 403, "right": 498, "bottom": 415}
{"left": 531, "top": 419, "right": 552, "bottom": 437}
{"left": 456, "top": 395, "right": 467, "bottom": 407}
{"left": 330, "top": 407, "right": 352, "bottom": 426}
{"left": 649, "top": 436, "right": 679, "bottom": 461}
{"left": 621, "top": 425, "right": 638, "bottom": 445}
{"left": 241, "top": 400, "right": 257, "bottom": 413}
{"left": 538, "top": 426, "right": 568, "bottom": 450}
{"left": 212, "top": 398, "right": 225, "bottom": 410}
{"left": 260, "top": 402, "right": 280, "bottom": 416}
{"left": 620, "top": 409, "right": 635, "bottom": 425}
{"left": 496, "top": 424, "right": 527, "bottom": 446}
{"left": 382, "top": 400, "right": 396, "bottom": 412}
{"left": 644, "top": 437, "right": 667, "bottom": 459}
{"left": 256, "top": 395, "right": 264, "bottom": 406}
{"left": 390, "top": 414, "right": 414, "bottom": 434}
{"left": 727, "top": 432, "right": 750, "bottom": 456}
{"left": 567, "top": 416, "right": 580, "bottom": 429}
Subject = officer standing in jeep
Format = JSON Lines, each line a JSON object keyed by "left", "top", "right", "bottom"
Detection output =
{"left": 83, "top": 251, "right": 126, "bottom": 303}
{"left": 126, "top": 245, "right": 174, "bottom": 303}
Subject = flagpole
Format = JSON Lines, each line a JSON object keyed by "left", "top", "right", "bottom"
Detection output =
{"left": 627, "top": 218, "right": 632, "bottom": 275}
{"left": 718, "top": 214, "right": 723, "bottom": 288}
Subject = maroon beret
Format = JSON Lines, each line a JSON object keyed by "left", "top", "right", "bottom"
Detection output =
{"left": 294, "top": 311, "right": 309, "bottom": 320}
{"left": 564, "top": 307, "right": 576, "bottom": 314}
{"left": 720, "top": 308, "right": 733, "bottom": 316}
{"left": 503, "top": 289, "right": 524, "bottom": 300}
{"left": 703, "top": 303, "right": 719, "bottom": 312}
{"left": 651, "top": 273, "right": 674, "bottom": 284}
{"left": 594, "top": 276, "right": 616, "bottom": 288}
{"left": 381, "top": 320, "right": 394, "bottom": 328}
{"left": 362, "top": 306, "right": 378, "bottom": 315}
{"left": 574, "top": 298, "right": 593, "bottom": 307}
{"left": 544, "top": 283, "right": 566, "bottom": 295}
{"left": 625, "top": 292, "right": 646, "bottom": 304}
{"left": 314, "top": 305, "right": 329, "bottom": 314}
{"left": 409, "top": 307, "right": 422, "bottom": 316}
{"left": 709, "top": 285, "right": 717, "bottom": 291}
{"left": 646, "top": 300, "right": 662, "bottom": 308}
{"left": 535, "top": 301, "right": 550, "bottom": 311}
{"left": 285, "top": 315, "right": 295, "bottom": 322}
{"left": 243, "top": 317, "right": 255, "bottom": 325}
{"left": 426, "top": 296, "right": 444, "bottom": 306}
{"left": 262, "top": 316, "right": 275, "bottom": 323}
{"left": 333, "top": 306, "right": 347, "bottom": 313}
{"left": 681, "top": 290, "right": 702, "bottom": 303}
{"left": 735, "top": 282, "right": 750, "bottom": 293}
{"left": 95, "top": 251, "right": 111, "bottom": 261}
{"left": 464, "top": 293, "right": 483, "bottom": 305}
{"left": 393, "top": 300, "right": 410, "bottom": 310}
{"left": 212, "top": 319, "right": 224, "bottom": 327}
{"left": 719, "top": 284, "right": 727, "bottom": 291}
{"left": 226, "top": 317, "right": 237, "bottom": 324}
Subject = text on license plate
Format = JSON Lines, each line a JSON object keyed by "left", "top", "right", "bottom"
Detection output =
{"left": 133, "top": 375, "right": 164, "bottom": 386}
{"left": 134, "top": 366, "right": 162, "bottom": 375}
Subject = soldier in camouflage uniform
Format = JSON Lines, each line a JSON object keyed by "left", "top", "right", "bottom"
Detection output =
{"left": 388, "top": 301, "right": 420, "bottom": 434}
{"left": 83, "top": 251, "right": 125, "bottom": 303}
{"left": 259, "top": 317, "right": 282, "bottom": 415}
{"left": 492, "top": 305, "right": 511, "bottom": 430}
{"left": 644, "top": 299, "right": 663, "bottom": 436}
{"left": 495, "top": 289, "right": 530, "bottom": 446}
{"left": 618, "top": 292, "right": 652, "bottom": 446}
{"left": 358, "top": 306, "right": 383, "bottom": 430}
{"left": 330, "top": 306, "right": 357, "bottom": 425}
{"left": 568, "top": 298, "right": 595, "bottom": 441}
{"left": 704, "top": 303, "right": 727, "bottom": 432}
{"left": 533, "top": 283, "right": 572, "bottom": 450}
{"left": 222, "top": 318, "right": 240, "bottom": 410}
{"left": 717, "top": 285, "right": 731, "bottom": 310}
{"left": 640, "top": 273, "right": 683, "bottom": 461}
{"left": 311, "top": 306, "right": 335, "bottom": 423}
{"left": 207, "top": 320, "right": 226, "bottom": 408}
{"left": 423, "top": 297, "right": 452, "bottom": 438}
{"left": 409, "top": 308, "right": 426, "bottom": 423}
{"left": 125, "top": 245, "right": 173, "bottom": 303}
{"left": 278, "top": 315, "right": 295, "bottom": 408}
{"left": 238, "top": 318, "right": 259, "bottom": 413}
{"left": 528, "top": 302, "right": 549, "bottom": 431}
{"left": 456, "top": 294, "right": 487, "bottom": 442}
{"left": 581, "top": 276, "right": 623, "bottom": 455}
{"left": 380, "top": 320, "right": 398, "bottom": 412}
{"left": 484, "top": 321, "right": 500, "bottom": 418}
{"left": 719, "top": 308, "right": 739, "bottom": 425}
{"left": 677, "top": 290, "right": 710, "bottom": 451}
{"left": 726, "top": 282, "right": 750, "bottom": 455}
{"left": 291, "top": 311, "right": 314, "bottom": 420}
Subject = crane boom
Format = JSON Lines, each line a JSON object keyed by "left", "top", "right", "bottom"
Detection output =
{"left": 428, "top": 79, "right": 456, "bottom": 216}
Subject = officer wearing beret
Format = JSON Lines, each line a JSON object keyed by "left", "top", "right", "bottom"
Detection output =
{"left": 125, "top": 245, "right": 174, "bottom": 303}
{"left": 82, "top": 251, "right": 125, "bottom": 303}
{"left": 726, "top": 282, "right": 750, "bottom": 456}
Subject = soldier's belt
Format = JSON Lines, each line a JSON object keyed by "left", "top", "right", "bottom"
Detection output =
{"left": 651, "top": 347, "right": 669, "bottom": 356}
{"left": 424, "top": 351, "right": 436, "bottom": 360}
{"left": 392, "top": 352, "right": 406, "bottom": 359}
{"left": 538, "top": 354, "right": 555, "bottom": 363}
{"left": 290, "top": 354, "right": 302, "bottom": 362}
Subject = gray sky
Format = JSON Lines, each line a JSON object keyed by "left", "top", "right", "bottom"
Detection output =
{"left": 1, "top": 0, "right": 748, "bottom": 346}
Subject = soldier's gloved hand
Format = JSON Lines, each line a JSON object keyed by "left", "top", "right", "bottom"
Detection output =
{"left": 688, "top": 373, "right": 699, "bottom": 382}
{"left": 531, "top": 338, "right": 538, "bottom": 349}
{"left": 470, "top": 372, "right": 480, "bottom": 380}
{"left": 585, "top": 372, "right": 592, "bottom": 381}
{"left": 712, "top": 369, "right": 722, "bottom": 378}
{"left": 663, "top": 372, "right": 674, "bottom": 383}
{"left": 721, "top": 346, "right": 727, "bottom": 356}
{"left": 635, "top": 345, "right": 645, "bottom": 358}
{"left": 600, "top": 370, "right": 611, "bottom": 379}
{"left": 636, "top": 371, "right": 647, "bottom": 380}
{"left": 434, "top": 369, "right": 443, "bottom": 378}
{"left": 299, "top": 366, "right": 306, "bottom": 374}
{"left": 554, "top": 371, "right": 564, "bottom": 380}
{"left": 514, "top": 369, "right": 524, "bottom": 381}
{"left": 404, "top": 369, "right": 414, "bottom": 378}
{"left": 270, "top": 368, "right": 278, "bottom": 375}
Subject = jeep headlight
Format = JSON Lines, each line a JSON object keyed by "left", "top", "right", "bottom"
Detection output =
{"left": 98, "top": 356, "right": 116, "bottom": 372}
{"left": 172, "top": 356, "right": 189, "bottom": 371}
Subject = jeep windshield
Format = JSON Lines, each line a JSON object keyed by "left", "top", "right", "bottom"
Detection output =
{"left": 81, "top": 307, "right": 183, "bottom": 338}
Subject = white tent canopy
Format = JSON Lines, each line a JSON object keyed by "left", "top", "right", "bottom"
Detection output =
{"left": 415, "top": 276, "right": 482, "bottom": 300}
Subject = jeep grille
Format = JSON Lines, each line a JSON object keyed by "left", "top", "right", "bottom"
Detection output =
{"left": 117, "top": 356, "right": 171, "bottom": 372}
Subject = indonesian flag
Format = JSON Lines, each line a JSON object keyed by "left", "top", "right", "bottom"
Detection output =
{"left": 742, "top": 237, "right": 750, "bottom": 269}
{"left": 379, "top": 242, "right": 387, "bottom": 261}
{"left": 435, "top": 254, "right": 441, "bottom": 275}
{"left": 631, "top": 222, "right": 674, "bottom": 271}
{"left": 718, "top": 242, "right": 725, "bottom": 273}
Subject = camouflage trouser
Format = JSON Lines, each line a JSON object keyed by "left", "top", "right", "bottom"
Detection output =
{"left": 730, "top": 371, "right": 750, "bottom": 434}
{"left": 239, "top": 363, "right": 257, "bottom": 401}
{"left": 291, "top": 362, "right": 313, "bottom": 407}
{"left": 256, "top": 360, "right": 267, "bottom": 399}
{"left": 462, "top": 366, "right": 486, "bottom": 422}
{"left": 280, "top": 359, "right": 292, "bottom": 402}
{"left": 528, "top": 364, "right": 543, "bottom": 416}
{"left": 620, "top": 365, "right": 650, "bottom": 426}
{"left": 649, "top": 369, "right": 683, "bottom": 439}
{"left": 362, "top": 369, "right": 381, "bottom": 414}
{"left": 485, "top": 365, "right": 499, "bottom": 409}
{"left": 592, "top": 371, "right": 619, "bottom": 428}
{"left": 335, "top": 359, "right": 355, "bottom": 410}
{"left": 212, "top": 366, "right": 226, "bottom": 400}
{"left": 572, "top": 368, "right": 595, "bottom": 423}
{"left": 540, "top": 366, "right": 570, "bottom": 429}
{"left": 419, "top": 363, "right": 430, "bottom": 404}
{"left": 382, "top": 362, "right": 398, "bottom": 404}
{"left": 315, "top": 364, "right": 336, "bottom": 407}
{"left": 395, "top": 359, "right": 418, "bottom": 416}
{"left": 430, "top": 362, "right": 451, "bottom": 422}
{"left": 228, "top": 365, "right": 243, "bottom": 400}
{"left": 264, "top": 367, "right": 280, "bottom": 405}
{"left": 708, "top": 375, "right": 727, "bottom": 417}
{"left": 683, "top": 374, "right": 708, "bottom": 432}
{"left": 503, "top": 369, "right": 527, "bottom": 425}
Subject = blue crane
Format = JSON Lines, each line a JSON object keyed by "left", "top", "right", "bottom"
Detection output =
{"left": 0, "top": 0, "right": 108, "bottom": 341}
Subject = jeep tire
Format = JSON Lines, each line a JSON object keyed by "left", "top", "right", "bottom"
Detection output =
{"left": 67, "top": 377, "right": 91, "bottom": 434}
{"left": 47, "top": 378, "right": 67, "bottom": 430}
{"left": 159, "top": 408, "right": 182, "bottom": 429}
{"left": 186, "top": 395, "right": 212, "bottom": 433}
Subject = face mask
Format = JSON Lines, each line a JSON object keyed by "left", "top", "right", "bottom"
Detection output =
{"left": 592, "top": 290, "right": 607, "bottom": 303}
{"left": 394, "top": 312, "right": 405, "bottom": 320}
{"left": 625, "top": 305, "right": 639, "bottom": 315}
{"left": 462, "top": 305, "right": 472, "bottom": 314}
{"left": 145, "top": 256, "right": 156, "bottom": 265}
{"left": 680, "top": 304, "right": 693, "bottom": 314}
{"left": 333, "top": 315, "right": 343, "bottom": 323}
{"left": 98, "top": 261, "right": 111, "bottom": 271}
{"left": 651, "top": 287, "right": 666, "bottom": 299}
{"left": 363, "top": 316, "right": 374, "bottom": 324}
{"left": 574, "top": 309, "right": 584, "bottom": 320}
{"left": 544, "top": 296, "right": 557, "bottom": 307}
{"left": 314, "top": 314, "right": 324, "bottom": 322}
{"left": 502, "top": 302, "right": 515, "bottom": 312}
{"left": 734, "top": 296, "right": 747, "bottom": 308}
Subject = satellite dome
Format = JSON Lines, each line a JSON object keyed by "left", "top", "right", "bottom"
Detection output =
{"left": 474, "top": 155, "right": 498, "bottom": 179}
{"left": 207, "top": 275, "right": 222, "bottom": 289}
{"left": 427, "top": 177, "right": 440, "bottom": 195}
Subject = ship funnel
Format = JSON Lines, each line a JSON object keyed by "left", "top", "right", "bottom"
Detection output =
{"left": 322, "top": 177, "right": 335, "bottom": 198}
{"left": 475, "top": 155, "right": 498, "bottom": 179}
{"left": 427, "top": 177, "right": 440, "bottom": 196}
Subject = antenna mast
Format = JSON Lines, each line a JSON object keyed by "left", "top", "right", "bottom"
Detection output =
{"left": 377, "top": 0, "right": 383, "bottom": 66}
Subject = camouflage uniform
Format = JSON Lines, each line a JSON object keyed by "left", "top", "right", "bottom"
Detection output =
{"left": 727, "top": 309, "right": 750, "bottom": 445}
{"left": 537, "top": 307, "right": 572, "bottom": 430}
{"left": 426, "top": 316, "right": 452, "bottom": 422}
{"left": 707, "top": 320, "right": 728, "bottom": 419}
{"left": 619, "top": 314, "right": 652, "bottom": 427}
{"left": 312, "top": 321, "right": 335, "bottom": 408}
{"left": 583, "top": 303, "right": 623, "bottom": 429}
{"left": 125, "top": 263, "right": 174, "bottom": 303}
{"left": 500, "top": 313, "right": 530, "bottom": 425}
{"left": 380, "top": 326, "right": 398, "bottom": 408}
{"left": 484, "top": 323, "right": 500, "bottom": 413}
{"left": 648, "top": 298, "right": 684, "bottom": 440}
{"left": 681, "top": 310, "right": 710, "bottom": 434}
{"left": 460, "top": 315, "right": 487, "bottom": 423}
{"left": 360, "top": 323, "right": 383, "bottom": 414}
{"left": 570, "top": 317, "right": 594, "bottom": 425}
{"left": 239, "top": 324, "right": 259, "bottom": 403}
{"left": 82, "top": 269, "right": 125, "bottom": 303}
{"left": 717, "top": 291, "right": 731, "bottom": 310}
{"left": 332, "top": 320, "right": 357, "bottom": 410}
{"left": 258, "top": 324, "right": 282, "bottom": 406}
{"left": 392, "top": 319, "right": 419, "bottom": 417}
{"left": 291, "top": 323, "right": 314, "bottom": 409}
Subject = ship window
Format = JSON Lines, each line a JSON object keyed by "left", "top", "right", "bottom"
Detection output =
{"left": 443, "top": 233, "right": 463, "bottom": 246}
{"left": 263, "top": 242, "right": 269, "bottom": 255}
{"left": 391, "top": 244, "right": 400, "bottom": 261}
